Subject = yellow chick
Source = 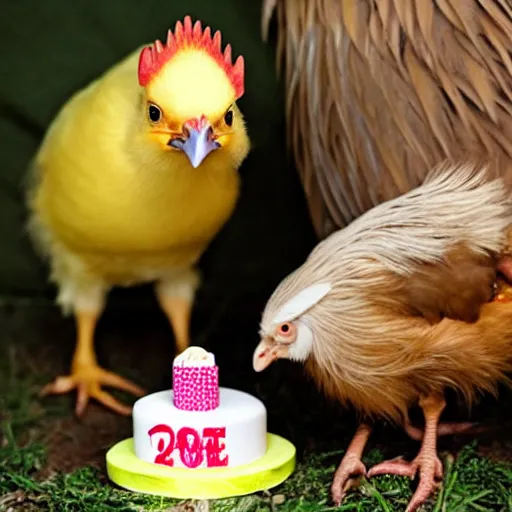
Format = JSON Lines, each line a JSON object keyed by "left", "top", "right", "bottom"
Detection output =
{"left": 26, "top": 16, "right": 250, "bottom": 416}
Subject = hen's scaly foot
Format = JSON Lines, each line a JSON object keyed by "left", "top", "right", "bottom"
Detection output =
{"left": 331, "top": 423, "right": 372, "bottom": 505}
{"left": 40, "top": 363, "right": 145, "bottom": 416}
{"left": 331, "top": 454, "right": 367, "bottom": 505}
{"left": 368, "top": 453, "right": 443, "bottom": 512}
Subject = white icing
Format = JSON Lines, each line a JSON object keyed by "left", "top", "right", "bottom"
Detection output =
{"left": 271, "top": 283, "right": 332, "bottom": 325}
{"left": 173, "top": 346, "right": 215, "bottom": 367}
{"left": 133, "top": 388, "right": 267, "bottom": 469}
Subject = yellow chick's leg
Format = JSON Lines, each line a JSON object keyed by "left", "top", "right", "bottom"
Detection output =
{"left": 155, "top": 269, "right": 200, "bottom": 355}
{"left": 40, "top": 309, "right": 145, "bottom": 416}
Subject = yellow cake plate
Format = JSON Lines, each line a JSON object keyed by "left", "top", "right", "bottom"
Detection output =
{"left": 106, "top": 433, "right": 296, "bottom": 499}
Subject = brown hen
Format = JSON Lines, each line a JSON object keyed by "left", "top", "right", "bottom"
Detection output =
{"left": 262, "top": 0, "right": 512, "bottom": 238}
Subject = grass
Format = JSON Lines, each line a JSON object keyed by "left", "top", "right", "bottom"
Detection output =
{"left": 1, "top": 345, "right": 512, "bottom": 511}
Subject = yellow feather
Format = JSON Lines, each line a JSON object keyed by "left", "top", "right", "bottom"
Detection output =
{"left": 148, "top": 50, "right": 236, "bottom": 122}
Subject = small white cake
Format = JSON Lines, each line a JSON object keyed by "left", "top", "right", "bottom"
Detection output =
{"left": 132, "top": 347, "right": 267, "bottom": 469}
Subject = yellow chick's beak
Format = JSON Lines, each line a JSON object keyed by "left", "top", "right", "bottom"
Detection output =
{"left": 252, "top": 338, "right": 289, "bottom": 372}
{"left": 169, "top": 115, "right": 220, "bottom": 168}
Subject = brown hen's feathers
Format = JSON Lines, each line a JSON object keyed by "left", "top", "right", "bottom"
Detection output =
{"left": 393, "top": 242, "right": 497, "bottom": 324}
{"left": 306, "top": 302, "right": 512, "bottom": 423}
{"left": 261, "top": 162, "right": 512, "bottom": 423}
{"left": 262, "top": 0, "right": 512, "bottom": 238}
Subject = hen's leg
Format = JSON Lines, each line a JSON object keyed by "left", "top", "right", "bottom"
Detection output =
{"left": 404, "top": 416, "right": 486, "bottom": 442}
{"left": 156, "top": 269, "right": 200, "bottom": 354}
{"left": 41, "top": 309, "right": 145, "bottom": 416}
{"left": 331, "top": 423, "right": 372, "bottom": 505}
{"left": 368, "top": 395, "right": 445, "bottom": 512}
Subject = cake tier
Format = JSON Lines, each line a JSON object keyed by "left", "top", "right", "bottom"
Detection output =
{"left": 172, "top": 347, "right": 219, "bottom": 412}
{"left": 173, "top": 365, "right": 219, "bottom": 411}
{"left": 133, "top": 387, "right": 267, "bottom": 469}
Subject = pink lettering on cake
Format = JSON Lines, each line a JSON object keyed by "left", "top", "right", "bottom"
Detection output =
{"left": 148, "top": 424, "right": 175, "bottom": 466}
{"left": 148, "top": 424, "right": 229, "bottom": 468}
{"left": 203, "top": 427, "right": 228, "bottom": 467}
{"left": 176, "top": 426, "right": 204, "bottom": 468}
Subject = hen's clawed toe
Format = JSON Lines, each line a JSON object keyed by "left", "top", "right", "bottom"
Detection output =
{"left": 368, "top": 453, "right": 443, "bottom": 512}
{"left": 40, "top": 363, "right": 146, "bottom": 416}
{"left": 331, "top": 455, "right": 367, "bottom": 505}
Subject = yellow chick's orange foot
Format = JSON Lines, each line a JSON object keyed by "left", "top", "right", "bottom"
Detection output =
{"left": 40, "top": 363, "right": 145, "bottom": 416}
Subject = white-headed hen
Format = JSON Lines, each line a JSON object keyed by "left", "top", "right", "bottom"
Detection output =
{"left": 253, "top": 161, "right": 512, "bottom": 512}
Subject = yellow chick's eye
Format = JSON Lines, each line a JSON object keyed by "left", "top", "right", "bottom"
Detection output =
{"left": 224, "top": 109, "right": 233, "bottom": 127}
{"left": 148, "top": 103, "right": 162, "bottom": 123}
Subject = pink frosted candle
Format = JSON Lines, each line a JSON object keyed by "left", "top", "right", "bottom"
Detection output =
{"left": 172, "top": 347, "right": 220, "bottom": 411}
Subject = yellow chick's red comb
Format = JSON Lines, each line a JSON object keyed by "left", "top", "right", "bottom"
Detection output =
{"left": 138, "top": 16, "right": 244, "bottom": 99}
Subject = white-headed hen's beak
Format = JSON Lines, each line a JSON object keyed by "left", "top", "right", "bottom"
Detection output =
{"left": 253, "top": 338, "right": 289, "bottom": 372}
{"left": 170, "top": 115, "right": 220, "bottom": 168}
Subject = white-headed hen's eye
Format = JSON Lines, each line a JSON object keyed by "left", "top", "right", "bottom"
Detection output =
{"left": 276, "top": 322, "right": 296, "bottom": 342}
